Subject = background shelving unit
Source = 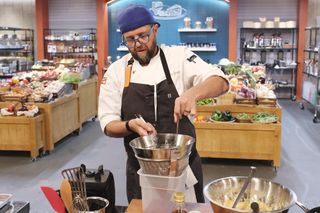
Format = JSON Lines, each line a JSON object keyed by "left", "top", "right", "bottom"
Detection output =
{"left": 0, "top": 27, "right": 34, "bottom": 78}
{"left": 108, "top": 1, "right": 229, "bottom": 64}
{"left": 300, "top": 27, "right": 320, "bottom": 123}
{"left": 239, "top": 27, "right": 297, "bottom": 100}
{"left": 44, "top": 28, "right": 97, "bottom": 64}
{"left": 177, "top": 28, "right": 217, "bottom": 32}
{"left": 178, "top": 28, "right": 218, "bottom": 55}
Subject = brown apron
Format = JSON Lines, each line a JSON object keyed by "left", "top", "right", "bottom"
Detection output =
{"left": 120, "top": 48, "right": 204, "bottom": 203}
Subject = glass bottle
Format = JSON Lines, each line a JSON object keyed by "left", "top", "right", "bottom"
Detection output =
{"left": 172, "top": 192, "right": 187, "bottom": 213}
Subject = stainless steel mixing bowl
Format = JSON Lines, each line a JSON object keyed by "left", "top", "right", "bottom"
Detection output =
{"left": 204, "top": 176, "right": 297, "bottom": 213}
{"left": 129, "top": 133, "right": 195, "bottom": 160}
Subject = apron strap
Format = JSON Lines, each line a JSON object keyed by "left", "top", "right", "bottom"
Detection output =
{"left": 160, "top": 49, "right": 173, "bottom": 85}
{"left": 124, "top": 57, "right": 134, "bottom": 88}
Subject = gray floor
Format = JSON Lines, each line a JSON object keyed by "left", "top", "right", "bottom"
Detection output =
{"left": 0, "top": 100, "right": 320, "bottom": 213}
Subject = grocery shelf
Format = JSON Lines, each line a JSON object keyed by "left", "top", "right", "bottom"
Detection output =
{"left": 243, "top": 47, "right": 297, "bottom": 51}
{"left": 272, "top": 66, "right": 296, "bottom": 70}
{"left": 188, "top": 47, "right": 217, "bottom": 52}
{"left": 178, "top": 28, "right": 217, "bottom": 32}
{"left": 301, "top": 27, "right": 320, "bottom": 122}
{"left": 240, "top": 27, "right": 297, "bottom": 99}
{"left": 303, "top": 72, "right": 319, "bottom": 78}
{"left": 304, "top": 48, "right": 319, "bottom": 53}
{"left": 117, "top": 47, "right": 128, "bottom": 51}
{"left": 276, "top": 83, "right": 295, "bottom": 88}
{"left": 241, "top": 27, "right": 297, "bottom": 30}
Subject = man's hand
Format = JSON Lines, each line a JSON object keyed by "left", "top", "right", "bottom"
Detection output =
{"left": 174, "top": 90, "right": 197, "bottom": 123}
{"left": 128, "top": 118, "right": 157, "bottom": 136}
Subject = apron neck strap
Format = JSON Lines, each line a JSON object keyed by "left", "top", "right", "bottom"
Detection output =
{"left": 124, "top": 49, "right": 173, "bottom": 87}
{"left": 159, "top": 49, "right": 173, "bottom": 85}
{"left": 124, "top": 57, "right": 134, "bottom": 88}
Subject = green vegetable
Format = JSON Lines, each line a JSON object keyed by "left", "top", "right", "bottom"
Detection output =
{"left": 223, "top": 64, "right": 242, "bottom": 75}
{"left": 236, "top": 113, "right": 250, "bottom": 120}
{"left": 252, "top": 112, "right": 278, "bottom": 123}
{"left": 222, "top": 111, "right": 233, "bottom": 121}
{"left": 211, "top": 110, "right": 223, "bottom": 121}
{"left": 211, "top": 110, "right": 234, "bottom": 121}
{"left": 197, "top": 98, "right": 213, "bottom": 106}
{"left": 59, "top": 72, "right": 82, "bottom": 84}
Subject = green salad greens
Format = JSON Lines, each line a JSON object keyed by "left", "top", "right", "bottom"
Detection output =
{"left": 252, "top": 112, "right": 278, "bottom": 123}
{"left": 211, "top": 110, "right": 234, "bottom": 122}
{"left": 197, "top": 98, "right": 213, "bottom": 106}
{"left": 236, "top": 113, "right": 250, "bottom": 120}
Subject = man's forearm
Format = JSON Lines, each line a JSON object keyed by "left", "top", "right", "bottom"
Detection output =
{"left": 189, "top": 75, "right": 229, "bottom": 101}
{"left": 104, "top": 120, "right": 131, "bottom": 137}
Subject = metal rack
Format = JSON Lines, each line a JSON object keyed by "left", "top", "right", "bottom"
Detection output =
{"left": 239, "top": 27, "right": 297, "bottom": 100}
{"left": 0, "top": 27, "right": 34, "bottom": 78}
{"left": 43, "top": 28, "right": 97, "bottom": 64}
{"left": 299, "top": 27, "right": 320, "bottom": 123}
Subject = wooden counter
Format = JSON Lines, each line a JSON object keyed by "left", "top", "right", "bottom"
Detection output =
{"left": 195, "top": 104, "right": 282, "bottom": 167}
{"left": 0, "top": 114, "right": 45, "bottom": 159}
{"left": 125, "top": 199, "right": 213, "bottom": 213}
{"left": 76, "top": 76, "right": 98, "bottom": 129}
{"left": 0, "top": 77, "right": 98, "bottom": 154}
{"left": 36, "top": 92, "right": 80, "bottom": 151}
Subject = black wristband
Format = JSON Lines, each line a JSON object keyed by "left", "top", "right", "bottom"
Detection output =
{"left": 125, "top": 120, "right": 133, "bottom": 133}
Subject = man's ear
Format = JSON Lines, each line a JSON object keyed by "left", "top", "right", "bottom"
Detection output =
{"left": 153, "top": 24, "right": 159, "bottom": 35}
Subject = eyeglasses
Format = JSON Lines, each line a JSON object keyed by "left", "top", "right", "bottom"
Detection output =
{"left": 122, "top": 26, "right": 154, "bottom": 48}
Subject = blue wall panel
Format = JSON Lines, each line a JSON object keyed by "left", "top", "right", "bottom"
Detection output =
{"left": 108, "top": 0, "right": 229, "bottom": 64}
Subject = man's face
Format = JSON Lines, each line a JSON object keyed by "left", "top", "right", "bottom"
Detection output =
{"left": 122, "top": 24, "right": 158, "bottom": 65}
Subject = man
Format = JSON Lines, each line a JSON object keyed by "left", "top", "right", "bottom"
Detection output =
{"left": 98, "top": 4, "right": 229, "bottom": 203}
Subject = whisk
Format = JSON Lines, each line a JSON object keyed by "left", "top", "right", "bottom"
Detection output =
{"left": 61, "top": 167, "right": 89, "bottom": 211}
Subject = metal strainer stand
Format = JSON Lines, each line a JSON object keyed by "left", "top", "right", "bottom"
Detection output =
{"left": 61, "top": 167, "right": 89, "bottom": 211}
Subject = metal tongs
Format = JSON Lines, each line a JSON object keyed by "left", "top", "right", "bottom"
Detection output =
{"left": 232, "top": 166, "right": 257, "bottom": 209}
{"left": 135, "top": 113, "right": 146, "bottom": 123}
{"left": 134, "top": 114, "right": 158, "bottom": 146}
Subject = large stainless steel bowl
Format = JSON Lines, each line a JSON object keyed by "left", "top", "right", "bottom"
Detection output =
{"left": 129, "top": 133, "right": 195, "bottom": 160}
{"left": 204, "top": 176, "right": 297, "bottom": 213}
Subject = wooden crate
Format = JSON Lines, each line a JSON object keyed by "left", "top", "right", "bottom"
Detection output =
{"left": 215, "top": 92, "right": 235, "bottom": 105}
{"left": 36, "top": 92, "right": 80, "bottom": 151}
{"left": 257, "top": 98, "right": 277, "bottom": 107}
{"left": 76, "top": 76, "right": 98, "bottom": 127}
{"left": 195, "top": 104, "right": 282, "bottom": 167}
{"left": 0, "top": 114, "right": 45, "bottom": 159}
{"left": 235, "top": 98, "right": 256, "bottom": 105}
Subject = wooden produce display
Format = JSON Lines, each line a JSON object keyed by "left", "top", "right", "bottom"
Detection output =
{"left": 36, "top": 92, "right": 80, "bottom": 151}
{"left": 195, "top": 104, "right": 282, "bottom": 167}
{"left": 0, "top": 114, "right": 45, "bottom": 159}
{"left": 76, "top": 76, "right": 98, "bottom": 128}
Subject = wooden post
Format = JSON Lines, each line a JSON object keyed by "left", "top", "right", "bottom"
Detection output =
{"left": 35, "top": 0, "right": 48, "bottom": 60}
{"left": 296, "top": 0, "right": 308, "bottom": 100}
{"left": 228, "top": 0, "right": 238, "bottom": 62}
{"left": 96, "top": 0, "right": 109, "bottom": 93}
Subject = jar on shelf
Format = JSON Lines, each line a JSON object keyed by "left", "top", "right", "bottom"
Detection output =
{"left": 195, "top": 21, "right": 202, "bottom": 29}
{"left": 205, "top": 17, "right": 214, "bottom": 29}
{"left": 184, "top": 17, "right": 191, "bottom": 29}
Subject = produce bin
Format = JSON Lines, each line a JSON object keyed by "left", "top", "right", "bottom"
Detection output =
{"left": 0, "top": 114, "right": 45, "bottom": 159}
{"left": 195, "top": 104, "right": 282, "bottom": 167}
{"left": 36, "top": 92, "right": 80, "bottom": 151}
{"left": 76, "top": 76, "right": 98, "bottom": 128}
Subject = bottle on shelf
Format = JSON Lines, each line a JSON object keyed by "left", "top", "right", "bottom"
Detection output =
{"left": 277, "top": 50, "right": 284, "bottom": 61}
{"left": 172, "top": 192, "right": 187, "bottom": 213}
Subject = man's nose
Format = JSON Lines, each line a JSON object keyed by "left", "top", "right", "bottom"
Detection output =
{"left": 135, "top": 39, "right": 142, "bottom": 47}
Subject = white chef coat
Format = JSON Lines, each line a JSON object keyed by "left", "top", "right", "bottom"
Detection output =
{"left": 98, "top": 45, "right": 228, "bottom": 131}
